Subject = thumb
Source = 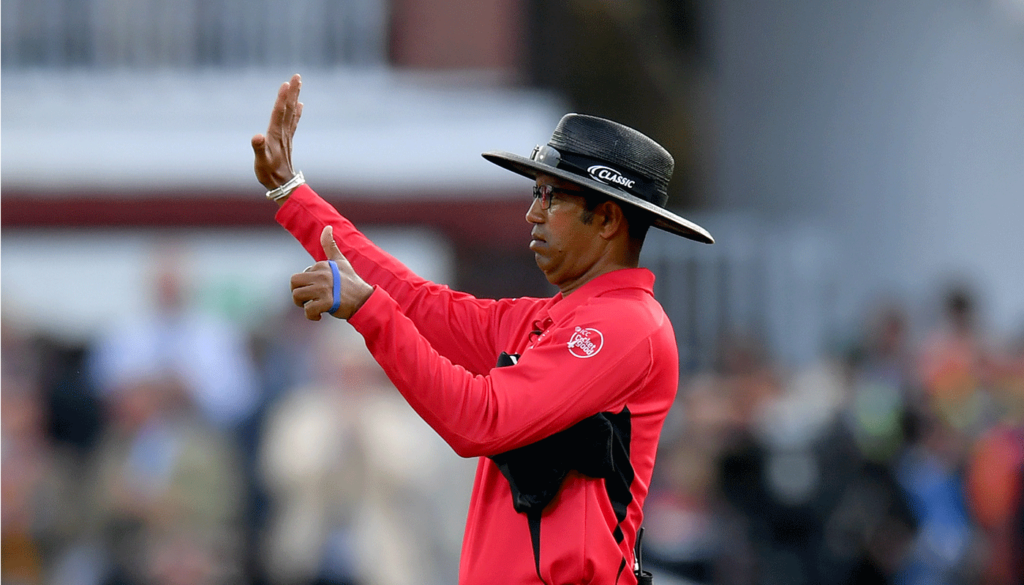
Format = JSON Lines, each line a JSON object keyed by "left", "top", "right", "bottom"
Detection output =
{"left": 320, "top": 225, "right": 343, "bottom": 260}
{"left": 251, "top": 133, "right": 267, "bottom": 155}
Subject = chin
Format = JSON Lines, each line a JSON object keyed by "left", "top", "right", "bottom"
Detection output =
{"left": 538, "top": 268, "right": 559, "bottom": 286}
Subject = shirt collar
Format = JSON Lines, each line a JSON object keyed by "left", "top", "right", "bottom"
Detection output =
{"left": 546, "top": 268, "right": 656, "bottom": 323}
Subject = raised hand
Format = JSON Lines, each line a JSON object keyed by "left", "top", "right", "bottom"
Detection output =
{"left": 252, "top": 74, "right": 304, "bottom": 191}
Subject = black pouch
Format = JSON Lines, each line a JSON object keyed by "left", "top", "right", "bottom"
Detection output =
{"left": 489, "top": 352, "right": 639, "bottom": 583}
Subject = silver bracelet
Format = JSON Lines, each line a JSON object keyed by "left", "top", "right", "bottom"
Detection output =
{"left": 266, "top": 171, "right": 305, "bottom": 201}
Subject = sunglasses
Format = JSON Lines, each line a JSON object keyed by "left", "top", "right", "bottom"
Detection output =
{"left": 529, "top": 144, "right": 588, "bottom": 175}
{"left": 530, "top": 143, "right": 562, "bottom": 167}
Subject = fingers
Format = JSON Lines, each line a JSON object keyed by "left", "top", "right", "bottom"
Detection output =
{"left": 268, "top": 75, "right": 302, "bottom": 139}
{"left": 290, "top": 261, "right": 335, "bottom": 321}
{"left": 268, "top": 83, "right": 286, "bottom": 133}
{"left": 305, "top": 303, "right": 323, "bottom": 321}
{"left": 287, "top": 73, "right": 302, "bottom": 105}
{"left": 291, "top": 266, "right": 325, "bottom": 297}
{"left": 281, "top": 75, "right": 302, "bottom": 126}
{"left": 268, "top": 83, "right": 290, "bottom": 139}
{"left": 290, "top": 278, "right": 327, "bottom": 321}
{"left": 254, "top": 75, "right": 303, "bottom": 190}
{"left": 291, "top": 102, "right": 304, "bottom": 137}
{"left": 283, "top": 73, "right": 301, "bottom": 97}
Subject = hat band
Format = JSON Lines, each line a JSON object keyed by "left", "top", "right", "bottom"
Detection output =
{"left": 530, "top": 144, "right": 666, "bottom": 207}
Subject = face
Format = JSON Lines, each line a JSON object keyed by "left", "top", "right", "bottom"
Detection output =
{"left": 526, "top": 174, "right": 607, "bottom": 294}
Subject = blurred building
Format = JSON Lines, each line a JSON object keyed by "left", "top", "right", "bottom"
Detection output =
{"left": 1, "top": 0, "right": 564, "bottom": 336}
{"left": 4, "top": 0, "right": 1024, "bottom": 368}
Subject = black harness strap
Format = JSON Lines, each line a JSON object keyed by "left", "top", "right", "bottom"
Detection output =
{"left": 635, "top": 526, "right": 653, "bottom": 584}
{"left": 528, "top": 508, "right": 544, "bottom": 583}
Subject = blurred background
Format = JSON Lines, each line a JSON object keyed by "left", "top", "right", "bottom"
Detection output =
{"left": 3, "top": 0, "right": 1024, "bottom": 584}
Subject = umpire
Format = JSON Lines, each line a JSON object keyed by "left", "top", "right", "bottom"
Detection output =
{"left": 253, "top": 74, "right": 713, "bottom": 585}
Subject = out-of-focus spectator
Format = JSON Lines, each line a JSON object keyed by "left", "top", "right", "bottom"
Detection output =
{"left": 648, "top": 323, "right": 925, "bottom": 585}
{"left": 891, "top": 285, "right": 1002, "bottom": 585}
{"left": 258, "top": 323, "right": 473, "bottom": 585}
{"left": 258, "top": 323, "right": 365, "bottom": 585}
{"left": 827, "top": 301, "right": 922, "bottom": 584}
{"left": 642, "top": 396, "right": 734, "bottom": 584}
{"left": 245, "top": 305, "right": 323, "bottom": 581}
{"left": 965, "top": 330, "right": 1024, "bottom": 585}
{"left": 79, "top": 249, "right": 253, "bottom": 585}
{"left": 645, "top": 333, "right": 784, "bottom": 584}
{"left": 966, "top": 423, "right": 1024, "bottom": 585}
{"left": 88, "top": 250, "right": 260, "bottom": 431}
{"left": 894, "top": 413, "right": 975, "bottom": 585}
{"left": 84, "top": 372, "right": 246, "bottom": 585}
{"left": 917, "top": 285, "right": 997, "bottom": 440}
{"left": 2, "top": 319, "right": 101, "bottom": 585}
{"left": 845, "top": 302, "right": 916, "bottom": 463}
{"left": 2, "top": 369, "right": 51, "bottom": 584}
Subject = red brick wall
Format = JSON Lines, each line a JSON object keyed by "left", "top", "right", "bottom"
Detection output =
{"left": 389, "top": 0, "right": 524, "bottom": 71}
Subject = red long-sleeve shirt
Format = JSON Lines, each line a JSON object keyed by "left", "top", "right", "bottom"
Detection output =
{"left": 277, "top": 185, "right": 679, "bottom": 585}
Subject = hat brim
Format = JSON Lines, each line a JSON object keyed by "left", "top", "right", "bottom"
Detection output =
{"left": 482, "top": 151, "right": 714, "bottom": 244}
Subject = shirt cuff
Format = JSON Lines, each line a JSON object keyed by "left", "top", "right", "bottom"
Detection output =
{"left": 273, "top": 183, "right": 317, "bottom": 223}
{"left": 348, "top": 284, "right": 391, "bottom": 332}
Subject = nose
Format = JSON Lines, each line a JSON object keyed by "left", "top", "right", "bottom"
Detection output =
{"left": 526, "top": 196, "right": 545, "bottom": 224}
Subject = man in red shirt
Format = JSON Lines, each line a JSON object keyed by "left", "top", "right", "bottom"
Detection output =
{"left": 252, "top": 74, "right": 713, "bottom": 585}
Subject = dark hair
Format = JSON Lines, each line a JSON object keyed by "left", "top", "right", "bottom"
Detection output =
{"left": 579, "top": 191, "right": 652, "bottom": 242}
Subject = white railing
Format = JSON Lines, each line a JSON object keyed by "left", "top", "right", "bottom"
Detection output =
{"left": 641, "top": 212, "right": 839, "bottom": 371}
{"left": 1, "top": 0, "right": 389, "bottom": 68}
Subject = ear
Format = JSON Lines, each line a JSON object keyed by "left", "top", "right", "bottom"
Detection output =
{"left": 597, "top": 200, "right": 628, "bottom": 240}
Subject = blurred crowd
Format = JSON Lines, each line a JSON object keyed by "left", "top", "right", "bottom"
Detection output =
{"left": 1, "top": 260, "right": 472, "bottom": 585}
{"left": 644, "top": 287, "right": 1024, "bottom": 585}
{"left": 3, "top": 262, "right": 1023, "bottom": 585}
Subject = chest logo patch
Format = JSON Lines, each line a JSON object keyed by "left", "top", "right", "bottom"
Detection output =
{"left": 567, "top": 327, "right": 604, "bottom": 358}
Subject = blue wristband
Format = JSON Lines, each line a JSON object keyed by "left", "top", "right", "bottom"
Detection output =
{"left": 328, "top": 260, "right": 342, "bottom": 314}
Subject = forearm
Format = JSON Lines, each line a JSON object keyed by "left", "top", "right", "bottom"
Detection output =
{"left": 275, "top": 184, "right": 502, "bottom": 373}
{"left": 349, "top": 287, "right": 644, "bottom": 458}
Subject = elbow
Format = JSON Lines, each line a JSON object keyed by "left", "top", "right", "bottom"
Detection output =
{"left": 443, "top": 433, "right": 496, "bottom": 459}
{"left": 449, "top": 439, "right": 486, "bottom": 459}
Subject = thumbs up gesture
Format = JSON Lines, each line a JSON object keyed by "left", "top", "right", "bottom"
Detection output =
{"left": 290, "top": 226, "right": 374, "bottom": 321}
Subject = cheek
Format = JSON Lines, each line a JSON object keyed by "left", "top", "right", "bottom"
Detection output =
{"left": 545, "top": 219, "right": 578, "bottom": 253}
{"left": 558, "top": 215, "right": 598, "bottom": 249}
{"left": 548, "top": 225, "right": 599, "bottom": 271}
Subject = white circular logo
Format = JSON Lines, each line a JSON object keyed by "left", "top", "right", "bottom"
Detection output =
{"left": 567, "top": 327, "right": 604, "bottom": 358}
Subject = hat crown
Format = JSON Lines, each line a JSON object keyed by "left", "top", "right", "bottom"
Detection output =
{"left": 549, "top": 114, "right": 674, "bottom": 200}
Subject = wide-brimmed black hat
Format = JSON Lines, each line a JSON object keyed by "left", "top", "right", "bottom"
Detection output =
{"left": 482, "top": 113, "right": 713, "bottom": 243}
